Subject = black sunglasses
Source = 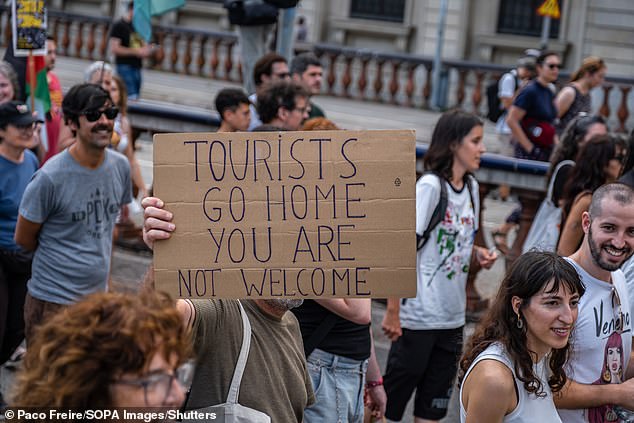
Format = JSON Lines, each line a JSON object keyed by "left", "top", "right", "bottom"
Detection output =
{"left": 547, "top": 63, "right": 562, "bottom": 70}
{"left": 82, "top": 107, "right": 119, "bottom": 122}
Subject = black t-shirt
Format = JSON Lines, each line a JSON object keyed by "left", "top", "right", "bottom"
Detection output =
{"left": 292, "top": 300, "right": 371, "bottom": 361}
{"left": 108, "top": 19, "right": 143, "bottom": 68}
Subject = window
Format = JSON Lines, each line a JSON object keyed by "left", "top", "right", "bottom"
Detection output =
{"left": 350, "top": 0, "right": 405, "bottom": 23}
{"left": 497, "top": 0, "right": 561, "bottom": 38}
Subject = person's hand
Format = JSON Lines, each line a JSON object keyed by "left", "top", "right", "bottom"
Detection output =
{"left": 365, "top": 385, "right": 387, "bottom": 420}
{"left": 475, "top": 246, "right": 497, "bottom": 269}
{"left": 142, "top": 197, "right": 174, "bottom": 250}
{"left": 138, "top": 44, "right": 152, "bottom": 58}
{"left": 381, "top": 308, "right": 402, "bottom": 342}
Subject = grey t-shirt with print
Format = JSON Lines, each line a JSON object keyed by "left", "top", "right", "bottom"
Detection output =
{"left": 20, "top": 148, "right": 131, "bottom": 305}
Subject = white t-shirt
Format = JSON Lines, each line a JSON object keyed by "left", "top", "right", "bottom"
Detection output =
{"left": 495, "top": 70, "right": 517, "bottom": 135}
{"left": 460, "top": 342, "right": 562, "bottom": 423}
{"left": 400, "top": 174, "right": 479, "bottom": 330}
{"left": 558, "top": 258, "right": 632, "bottom": 423}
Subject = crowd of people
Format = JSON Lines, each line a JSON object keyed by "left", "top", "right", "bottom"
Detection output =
{"left": 1, "top": 2, "right": 634, "bottom": 423}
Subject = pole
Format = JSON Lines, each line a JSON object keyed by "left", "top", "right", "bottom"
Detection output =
{"left": 431, "top": 0, "right": 449, "bottom": 110}
{"left": 28, "top": 50, "right": 35, "bottom": 111}
{"left": 540, "top": 16, "right": 551, "bottom": 50}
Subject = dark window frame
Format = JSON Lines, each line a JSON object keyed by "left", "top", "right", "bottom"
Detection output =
{"left": 497, "top": 0, "right": 561, "bottom": 38}
{"left": 349, "top": 0, "right": 406, "bottom": 23}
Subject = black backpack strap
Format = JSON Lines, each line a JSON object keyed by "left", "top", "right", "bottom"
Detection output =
{"left": 416, "top": 172, "right": 448, "bottom": 251}
{"left": 465, "top": 174, "right": 477, "bottom": 233}
{"left": 303, "top": 313, "right": 338, "bottom": 357}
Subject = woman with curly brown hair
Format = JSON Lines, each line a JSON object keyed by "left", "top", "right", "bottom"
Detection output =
{"left": 10, "top": 290, "right": 193, "bottom": 409}
{"left": 459, "top": 251, "right": 585, "bottom": 422}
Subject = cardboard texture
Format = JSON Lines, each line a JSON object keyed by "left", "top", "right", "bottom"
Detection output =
{"left": 153, "top": 130, "right": 416, "bottom": 299}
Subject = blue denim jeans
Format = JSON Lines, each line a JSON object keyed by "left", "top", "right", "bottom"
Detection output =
{"left": 303, "top": 348, "right": 368, "bottom": 423}
{"left": 116, "top": 64, "right": 142, "bottom": 99}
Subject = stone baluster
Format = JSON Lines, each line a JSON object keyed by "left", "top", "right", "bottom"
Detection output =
{"left": 327, "top": 53, "right": 338, "bottom": 95}
{"left": 617, "top": 86, "right": 631, "bottom": 133}
{"left": 466, "top": 182, "right": 492, "bottom": 319}
{"left": 198, "top": 36, "right": 208, "bottom": 76}
{"left": 52, "top": 19, "right": 61, "bottom": 49}
{"left": 153, "top": 32, "right": 166, "bottom": 70}
{"left": 224, "top": 40, "right": 235, "bottom": 80}
{"left": 422, "top": 63, "right": 432, "bottom": 109}
{"left": 404, "top": 64, "right": 416, "bottom": 107}
{"left": 183, "top": 34, "right": 194, "bottom": 75}
{"left": 389, "top": 61, "right": 401, "bottom": 105}
{"left": 170, "top": 34, "right": 180, "bottom": 73}
{"left": 87, "top": 23, "right": 97, "bottom": 59}
{"left": 357, "top": 56, "right": 370, "bottom": 101}
{"left": 74, "top": 22, "right": 84, "bottom": 58}
{"left": 341, "top": 55, "right": 353, "bottom": 98}
{"left": 62, "top": 20, "right": 71, "bottom": 56}
{"left": 373, "top": 59, "right": 385, "bottom": 102}
{"left": 599, "top": 84, "right": 613, "bottom": 120}
{"left": 99, "top": 24, "right": 109, "bottom": 59}
{"left": 472, "top": 71, "right": 485, "bottom": 114}
{"left": 505, "top": 189, "right": 544, "bottom": 269}
{"left": 456, "top": 69, "right": 467, "bottom": 107}
{"left": 210, "top": 38, "right": 221, "bottom": 78}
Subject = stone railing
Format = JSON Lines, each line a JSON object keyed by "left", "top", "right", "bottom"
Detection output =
{"left": 0, "top": 7, "right": 631, "bottom": 131}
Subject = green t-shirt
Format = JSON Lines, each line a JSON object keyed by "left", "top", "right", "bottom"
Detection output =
{"left": 187, "top": 299, "right": 314, "bottom": 421}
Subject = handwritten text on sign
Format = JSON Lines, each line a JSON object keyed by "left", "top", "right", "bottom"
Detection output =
{"left": 153, "top": 130, "right": 416, "bottom": 299}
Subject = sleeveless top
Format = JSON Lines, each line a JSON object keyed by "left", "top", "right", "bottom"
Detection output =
{"left": 557, "top": 85, "right": 592, "bottom": 134}
{"left": 459, "top": 343, "right": 562, "bottom": 422}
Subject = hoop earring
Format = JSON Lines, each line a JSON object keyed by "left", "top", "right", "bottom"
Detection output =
{"left": 516, "top": 313, "right": 523, "bottom": 329}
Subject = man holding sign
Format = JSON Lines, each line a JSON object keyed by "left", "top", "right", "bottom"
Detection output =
{"left": 142, "top": 198, "right": 314, "bottom": 421}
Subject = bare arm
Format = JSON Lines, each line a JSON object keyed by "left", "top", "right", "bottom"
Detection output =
{"left": 365, "top": 330, "right": 387, "bottom": 419}
{"left": 14, "top": 215, "right": 42, "bottom": 251}
{"left": 381, "top": 298, "right": 402, "bottom": 341}
{"left": 121, "top": 116, "right": 148, "bottom": 198}
{"left": 506, "top": 106, "right": 532, "bottom": 153}
{"left": 625, "top": 348, "right": 634, "bottom": 380}
{"left": 555, "top": 86, "right": 576, "bottom": 119}
{"left": 500, "top": 96, "right": 514, "bottom": 110}
{"left": 109, "top": 37, "right": 151, "bottom": 59}
{"left": 314, "top": 298, "right": 371, "bottom": 325}
{"left": 557, "top": 194, "right": 591, "bottom": 256}
{"left": 462, "top": 360, "right": 516, "bottom": 423}
{"left": 554, "top": 378, "right": 634, "bottom": 409}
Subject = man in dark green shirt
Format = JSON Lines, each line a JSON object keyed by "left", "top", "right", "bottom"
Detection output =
{"left": 290, "top": 53, "right": 326, "bottom": 120}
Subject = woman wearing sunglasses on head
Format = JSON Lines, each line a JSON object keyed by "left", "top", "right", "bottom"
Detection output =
{"left": 506, "top": 51, "right": 561, "bottom": 162}
{"left": 11, "top": 290, "right": 193, "bottom": 411}
{"left": 555, "top": 57, "right": 606, "bottom": 135}
{"left": 459, "top": 251, "right": 585, "bottom": 423}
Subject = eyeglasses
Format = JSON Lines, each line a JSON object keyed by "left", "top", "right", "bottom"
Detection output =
{"left": 612, "top": 286, "right": 625, "bottom": 334}
{"left": 546, "top": 63, "right": 562, "bottom": 70}
{"left": 614, "top": 154, "right": 627, "bottom": 162}
{"left": 82, "top": 107, "right": 119, "bottom": 122}
{"left": 112, "top": 360, "right": 195, "bottom": 406}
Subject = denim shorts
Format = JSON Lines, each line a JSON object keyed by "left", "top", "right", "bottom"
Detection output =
{"left": 303, "top": 348, "right": 369, "bottom": 423}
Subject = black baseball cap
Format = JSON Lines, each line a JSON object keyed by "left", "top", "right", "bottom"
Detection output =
{"left": 0, "top": 101, "right": 44, "bottom": 127}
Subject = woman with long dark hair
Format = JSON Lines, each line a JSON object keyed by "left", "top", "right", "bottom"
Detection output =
{"left": 557, "top": 134, "right": 625, "bottom": 256}
{"left": 381, "top": 109, "right": 497, "bottom": 422}
{"left": 459, "top": 251, "right": 585, "bottom": 422}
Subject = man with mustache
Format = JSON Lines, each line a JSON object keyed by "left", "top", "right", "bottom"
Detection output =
{"left": 555, "top": 183, "right": 634, "bottom": 422}
{"left": 141, "top": 198, "right": 314, "bottom": 421}
{"left": 15, "top": 83, "right": 131, "bottom": 344}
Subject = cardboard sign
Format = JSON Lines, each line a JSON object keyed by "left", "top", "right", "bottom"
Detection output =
{"left": 153, "top": 130, "right": 417, "bottom": 299}
{"left": 12, "top": 0, "right": 47, "bottom": 56}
